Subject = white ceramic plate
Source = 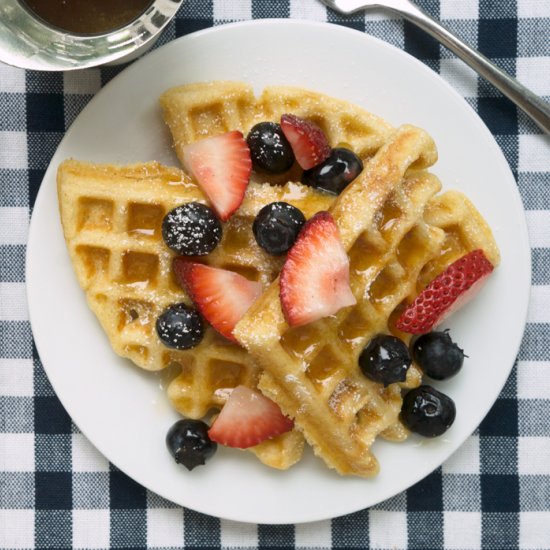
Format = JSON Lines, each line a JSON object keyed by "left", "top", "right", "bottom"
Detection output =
{"left": 26, "top": 20, "right": 530, "bottom": 524}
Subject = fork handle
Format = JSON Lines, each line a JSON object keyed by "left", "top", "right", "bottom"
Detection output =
{"left": 387, "top": 1, "right": 550, "bottom": 134}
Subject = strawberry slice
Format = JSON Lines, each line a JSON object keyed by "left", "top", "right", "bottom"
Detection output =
{"left": 396, "top": 249, "right": 494, "bottom": 334}
{"left": 208, "top": 386, "right": 294, "bottom": 448}
{"left": 280, "top": 211, "right": 356, "bottom": 327}
{"left": 181, "top": 131, "right": 252, "bottom": 221}
{"left": 173, "top": 260, "right": 262, "bottom": 342}
{"left": 280, "top": 114, "right": 331, "bottom": 170}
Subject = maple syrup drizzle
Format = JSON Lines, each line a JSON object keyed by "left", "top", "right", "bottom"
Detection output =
{"left": 21, "top": 0, "right": 153, "bottom": 34}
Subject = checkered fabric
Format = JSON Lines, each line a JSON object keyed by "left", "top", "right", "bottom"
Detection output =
{"left": 1, "top": 0, "right": 549, "bottom": 548}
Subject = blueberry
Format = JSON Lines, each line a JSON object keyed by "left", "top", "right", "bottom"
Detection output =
{"left": 252, "top": 202, "right": 306, "bottom": 256}
{"left": 166, "top": 419, "right": 217, "bottom": 470}
{"left": 302, "top": 147, "right": 363, "bottom": 195}
{"left": 246, "top": 122, "right": 295, "bottom": 174}
{"left": 162, "top": 203, "right": 222, "bottom": 256}
{"left": 401, "top": 385, "right": 456, "bottom": 437}
{"left": 412, "top": 330, "right": 465, "bottom": 380}
{"left": 359, "top": 334, "right": 411, "bottom": 386}
{"left": 156, "top": 303, "right": 204, "bottom": 350}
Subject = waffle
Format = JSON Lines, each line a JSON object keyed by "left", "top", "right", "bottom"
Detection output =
{"left": 59, "top": 82, "right": 499, "bottom": 475}
{"left": 159, "top": 81, "right": 394, "bottom": 188}
{"left": 57, "top": 159, "right": 334, "bottom": 469}
{"left": 234, "top": 125, "right": 500, "bottom": 477}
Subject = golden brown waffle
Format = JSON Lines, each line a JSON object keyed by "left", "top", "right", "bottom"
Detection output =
{"left": 160, "top": 81, "right": 394, "bottom": 187}
{"left": 57, "top": 159, "right": 332, "bottom": 469}
{"left": 59, "top": 82, "right": 499, "bottom": 475}
{"left": 234, "top": 125, "right": 500, "bottom": 477}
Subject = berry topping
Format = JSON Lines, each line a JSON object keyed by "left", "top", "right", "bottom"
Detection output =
{"left": 162, "top": 203, "right": 222, "bottom": 256}
{"left": 252, "top": 202, "right": 306, "bottom": 256}
{"left": 280, "top": 211, "right": 356, "bottom": 327}
{"left": 181, "top": 131, "right": 252, "bottom": 221}
{"left": 208, "top": 386, "right": 294, "bottom": 448}
{"left": 173, "top": 260, "right": 262, "bottom": 342}
{"left": 280, "top": 114, "right": 331, "bottom": 170}
{"left": 359, "top": 335, "right": 411, "bottom": 386}
{"left": 396, "top": 249, "right": 494, "bottom": 334}
{"left": 246, "top": 122, "right": 295, "bottom": 173}
{"left": 400, "top": 385, "right": 456, "bottom": 437}
{"left": 302, "top": 147, "right": 363, "bottom": 195}
{"left": 166, "top": 419, "right": 217, "bottom": 470}
{"left": 156, "top": 303, "right": 204, "bottom": 350}
{"left": 412, "top": 330, "right": 465, "bottom": 380}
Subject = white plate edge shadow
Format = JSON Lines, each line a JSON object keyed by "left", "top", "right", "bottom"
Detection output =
{"left": 26, "top": 20, "right": 531, "bottom": 524}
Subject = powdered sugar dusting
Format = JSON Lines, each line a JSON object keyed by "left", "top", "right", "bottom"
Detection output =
{"left": 162, "top": 202, "right": 222, "bottom": 256}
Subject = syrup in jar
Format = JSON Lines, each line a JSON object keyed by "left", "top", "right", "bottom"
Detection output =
{"left": 21, "top": 0, "right": 154, "bottom": 35}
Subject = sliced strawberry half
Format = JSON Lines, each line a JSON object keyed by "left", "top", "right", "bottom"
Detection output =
{"left": 181, "top": 131, "right": 252, "bottom": 221}
{"left": 396, "top": 249, "right": 495, "bottom": 334}
{"left": 173, "top": 260, "right": 262, "bottom": 342}
{"left": 280, "top": 211, "right": 356, "bottom": 327}
{"left": 280, "top": 114, "right": 331, "bottom": 170}
{"left": 208, "top": 386, "right": 294, "bottom": 448}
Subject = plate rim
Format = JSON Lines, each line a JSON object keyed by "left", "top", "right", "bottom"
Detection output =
{"left": 26, "top": 18, "right": 531, "bottom": 524}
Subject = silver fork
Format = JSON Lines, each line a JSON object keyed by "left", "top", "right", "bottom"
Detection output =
{"left": 319, "top": 0, "right": 550, "bottom": 134}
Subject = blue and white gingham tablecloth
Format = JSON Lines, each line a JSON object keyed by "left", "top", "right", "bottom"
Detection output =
{"left": 1, "top": 1, "right": 550, "bottom": 548}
